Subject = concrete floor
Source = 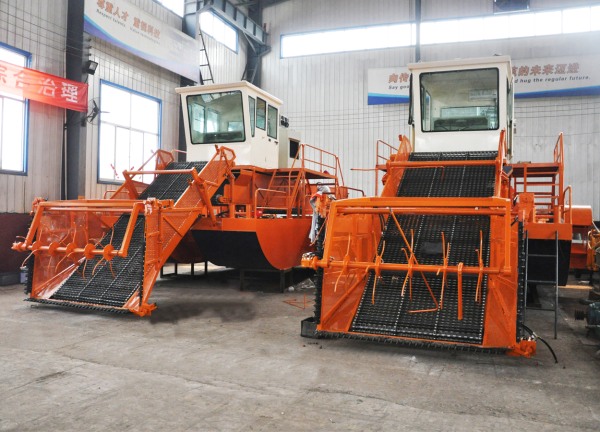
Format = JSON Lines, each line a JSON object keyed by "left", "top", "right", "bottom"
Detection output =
{"left": 1, "top": 267, "right": 599, "bottom": 432}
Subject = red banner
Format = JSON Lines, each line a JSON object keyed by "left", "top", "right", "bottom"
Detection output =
{"left": 0, "top": 60, "right": 88, "bottom": 112}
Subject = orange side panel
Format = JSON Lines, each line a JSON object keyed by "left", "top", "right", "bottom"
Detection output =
{"left": 482, "top": 220, "right": 519, "bottom": 348}
{"left": 526, "top": 222, "right": 572, "bottom": 241}
{"left": 571, "top": 206, "right": 593, "bottom": 227}
{"left": 194, "top": 217, "right": 312, "bottom": 270}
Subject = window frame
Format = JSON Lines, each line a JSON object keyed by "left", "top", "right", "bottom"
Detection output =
{"left": 267, "top": 104, "right": 278, "bottom": 139}
{"left": 186, "top": 90, "right": 246, "bottom": 145}
{"left": 0, "top": 42, "right": 31, "bottom": 175}
{"left": 199, "top": 11, "right": 239, "bottom": 53}
{"left": 280, "top": 4, "right": 600, "bottom": 57}
{"left": 281, "top": 21, "right": 415, "bottom": 58}
{"left": 256, "top": 97, "right": 266, "bottom": 130}
{"left": 97, "top": 80, "right": 162, "bottom": 185}
{"left": 248, "top": 96, "right": 256, "bottom": 137}
{"left": 419, "top": 67, "right": 500, "bottom": 134}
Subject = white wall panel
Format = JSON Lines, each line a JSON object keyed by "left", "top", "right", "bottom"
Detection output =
{"left": 262, "top": 0, "right": 600, "bottom": 215}
{"left": 0, "top": 0, "right": 67, "bottom": 213}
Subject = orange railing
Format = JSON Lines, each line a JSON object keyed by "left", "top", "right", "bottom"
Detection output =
{"left": 291, "top": 143, "right": 344, "bottom": 185}
{"left": 562, "top": 185, "right": 572, "bottom": 224}
{"left": 105, "top": 149, "right": 177, "bottom": 200}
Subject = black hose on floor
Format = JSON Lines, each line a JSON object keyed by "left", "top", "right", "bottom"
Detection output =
{"left": 521, "top": 323, "right": 559, "bottom": 364}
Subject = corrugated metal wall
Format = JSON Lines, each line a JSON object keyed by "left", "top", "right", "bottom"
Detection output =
{"left": 85, "top": 0, "right": 186, "bottom": 199}
{"left": 262, "top": 0, "right": 413, "bottom": 197}
{"left": 0, "top": 0, "right": 67, "bottom": 213}
{"left": 262, "top": 0, "right": 600, "bottom": 215}
{"left": 200, "top": 31, "right": 247, "bottom": 83}
{"left": 1, "top": 0, "right": 598, "bottom": 213}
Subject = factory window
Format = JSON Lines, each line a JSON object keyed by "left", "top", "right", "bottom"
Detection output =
{"left": 267, "top": 105, "right": 278, "bottom": 139}
{"left": 200, "top": 11, "right": 238, "bottom": 52}
{"left": 281, "top": 23, "right": 415, "bottom": 58}
{"left": 98, "top": 81, "right": 161, "bottom": 183}
{"left": 420, "top": 68, "right": 499, "bottom": 133}
{"left": 0, "top": 44, "right": 29, "bottom": 173}
{"left": 157, "top": 0, "right": 183, "bottom": 17}
{"left": 186, "top": 90, "right": 245, "bottom": 144}
{"left": 281, "top": 4, "right": 600, "bottom": 57}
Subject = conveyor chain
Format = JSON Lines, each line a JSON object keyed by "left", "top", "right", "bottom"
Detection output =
{"left": 44, "top": 161, "right": 207, "bottom": 310}
{"left": 349, "top": 151, "right": 497, "bottom": 343}
{"left": 313, "top": 330, "right": 507, "bottom": 355}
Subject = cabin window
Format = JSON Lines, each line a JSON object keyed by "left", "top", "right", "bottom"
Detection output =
{"left": 267, "top": 105, "right": 278, "bottom": 139}
{"left": 248, "top": 96, "right": 256, "bottom": 137}
{"left": 289, "top": 138, "right": 300, "bottom": 159}
{"left": 256, "top": 98, "right": 266, "bottom": 130}
{"left": 187, "top": 90, "right": 245, "bottom": 144}
{"left": 420, "top": 68, "right": 499, "bottom": 133}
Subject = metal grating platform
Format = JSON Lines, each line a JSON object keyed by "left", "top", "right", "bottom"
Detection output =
{"left": 350, "top": 151, "right": 496, "bottom": 343}
{"left": 35, "top": 162, "right": 207, "bottom": 310}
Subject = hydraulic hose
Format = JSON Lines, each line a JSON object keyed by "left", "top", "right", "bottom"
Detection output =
{"left": 521, "top": 323, "right": 559, "bottom": 364}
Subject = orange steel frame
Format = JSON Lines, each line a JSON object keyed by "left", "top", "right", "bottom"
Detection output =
{"left": 510, "top": 133, "right": 572, "bottom": 241}
{"left": 302, "top": 130, "right": 575, "bottom": 357}
{"left": 13, "top": 143, "right": 353, "bottom": 315}
{"left": 188, "top": 143, "right": 356, "bottom": 270}
{"left": 14, "top": 146, "right": 236, "bottom": 316}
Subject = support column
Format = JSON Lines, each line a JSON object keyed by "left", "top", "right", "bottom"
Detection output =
{"left": 65, "top": 0, "right": 87, "bottom": 199}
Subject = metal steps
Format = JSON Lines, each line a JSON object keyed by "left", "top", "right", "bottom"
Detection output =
{"left": 350, "top": 151, "right": 496, "bottom": 343}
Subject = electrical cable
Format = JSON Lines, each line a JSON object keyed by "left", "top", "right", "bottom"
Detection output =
{"left": 520, "top": 323, "right": 559, "bottom": 364}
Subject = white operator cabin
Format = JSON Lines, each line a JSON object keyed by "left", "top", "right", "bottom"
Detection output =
{"left": 409, "top": 56, "right": 514, "bottom": 155}
{"left": 177, "top": 81, "right": 296, "bottom": 169}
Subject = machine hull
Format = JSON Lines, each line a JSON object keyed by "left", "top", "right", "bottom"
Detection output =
{"left": 191, "top": 217, "right": 312, "bottom": 270}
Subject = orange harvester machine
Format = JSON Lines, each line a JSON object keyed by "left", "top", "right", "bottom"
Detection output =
{"left": 301, "top": 57, "right": 573, "bottom": 356}
{"left": 13, "top": 82, "right": 348, "bottom": 315}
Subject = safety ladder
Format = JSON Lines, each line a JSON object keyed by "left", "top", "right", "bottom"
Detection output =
{"left": 524, "top": 230, "right": 560, "bottom": 339}
{"left": 198, "top": 29, "right": 214, "bottom": 84}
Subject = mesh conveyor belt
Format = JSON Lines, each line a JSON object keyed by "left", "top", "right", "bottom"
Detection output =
{"left": 139, "top": 161, "right": 207, "bottom": 201}
{"left": 49, "top": 215, "right": 145, "bottom": 307}
{"left": 349, "top": 151, "right": 496, "bottom": 343}
{"left": 37, "top": 161, "right": 207, "bottom": 309}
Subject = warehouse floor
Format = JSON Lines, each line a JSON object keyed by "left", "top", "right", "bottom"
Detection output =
{"left": 1, "top": 267, "right": 599, "bottom": 432}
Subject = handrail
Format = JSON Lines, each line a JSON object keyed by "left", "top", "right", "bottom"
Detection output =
{"left": 375, "top": 139, "right": 398, "bottom": 196}
{"left": 106, "top": 149, "right": 176, "bottom": 199}
{"left": 562, "top": 185, "right": 572, "bottom": 224}
{"left": 494, "top": 129, "right": 507, "bottom": 196}
{"left": 291, "top": 143, "right": 344, "bottom": 186}
{"left": 288, "top": 143, "right": 347, "bottom": 217}
{"left": 553, "top": 133, "right": 564, "bottom": 165}
{"left": 344, "top": 186, "right": 366, "bottom": 197}
{"left": 376, "top": 139, "right": 399, "bottom": 166}
{"left": 254, "top": 188, "right": 287, "bottom": 216}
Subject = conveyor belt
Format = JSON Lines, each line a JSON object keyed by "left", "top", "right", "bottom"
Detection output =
{"left": 29, "top": 161, "right": 207, "bottom": 310}
{"left": 350, "top": 151, "right": 496, "bottom": 343}
{"left": 139, "top": 161, "right": 207, "bottom": 201}
{"left": 48, "top": 215, "right": 146, "bottom": 308}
